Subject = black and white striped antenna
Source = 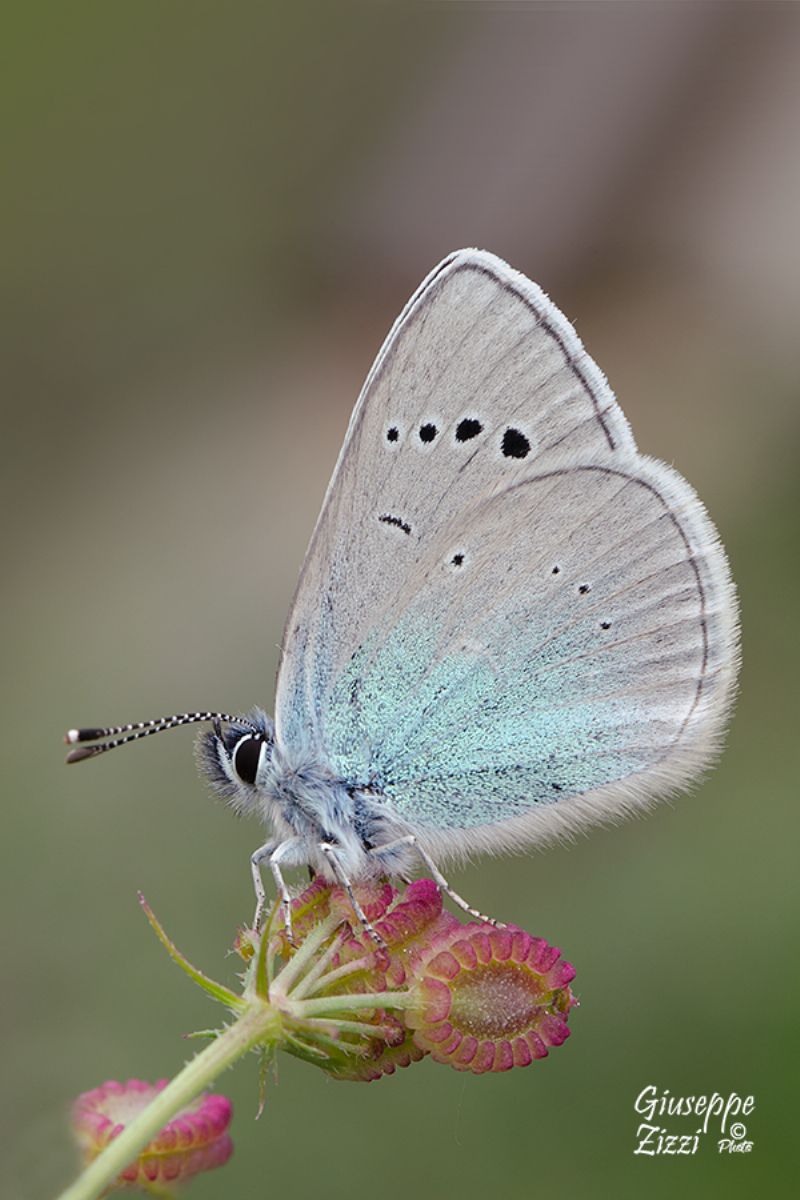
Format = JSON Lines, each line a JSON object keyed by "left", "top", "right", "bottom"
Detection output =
{"left": 64, "top": 711, "right": 253, "bottom": 763}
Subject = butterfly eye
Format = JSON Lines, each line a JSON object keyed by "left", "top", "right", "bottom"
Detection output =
{"left": 231, "top": 734, "right": 268, "bottom": 786}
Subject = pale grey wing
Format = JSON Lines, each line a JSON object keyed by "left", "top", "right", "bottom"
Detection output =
{"left": 318, "top": 456, "right": 738, "bottom": 862}
{"left": 275, "top": 249, "right": 636, "bottom": 748}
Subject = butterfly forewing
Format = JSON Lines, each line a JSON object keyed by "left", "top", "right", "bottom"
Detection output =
{"left": 276, "top": 251, "right": 634, "bottom": 741}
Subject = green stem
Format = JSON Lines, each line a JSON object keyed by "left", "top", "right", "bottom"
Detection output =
{"left": 269, "top": 913, "right": 339, "bottom": 997}
{"left": 298, "top": 947, "right": 374, "bottom": 998}
{"left": 294, "top": 990, "right": 410, "bottom": 1018}
{"left": 299, "top": 1015, "right": 399, "bottom": 1038}
{"left": 288, "top": 928, "right": 348, "bottom": 1001}
{"left": 57, "top": 1004, "right": 281, "bottom": 1200}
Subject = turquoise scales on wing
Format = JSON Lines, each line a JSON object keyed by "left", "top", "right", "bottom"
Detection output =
{"left": 320, "top": 463, "right": 716, "bottom": 831}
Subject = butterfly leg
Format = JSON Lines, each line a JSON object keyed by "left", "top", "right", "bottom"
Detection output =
{"left": 250, "top": 837, "right": 304, "bottom": 941}
{"left": 319, "top": 842, "right": 386, "bottom": 947}
{"left": 371, "top": 834, "right": 503, "bottom": 928}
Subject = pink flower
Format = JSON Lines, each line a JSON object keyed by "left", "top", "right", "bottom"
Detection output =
{"left": 233, "top": 878, "right": 577, "bottom": 1081}
{"left": 71, "top": 1079, "right": 232, "bottom": 1192}
{"left": 405, "top": 922, "right": 577, "bottom": 1073}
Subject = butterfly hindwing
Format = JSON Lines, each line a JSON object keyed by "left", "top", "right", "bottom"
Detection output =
{"left": 318, "top": 456, "right": 736, "bottom": 859}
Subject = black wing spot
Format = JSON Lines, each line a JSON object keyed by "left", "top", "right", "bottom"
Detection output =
{"left": 386, "top": 426, "right": 399, "bottom": 443}
{"left": 451, "top": 553, "right": 465, "bottom": 567}
{"left": 456, "top": 418, "right": 483, "bottom": 442}
{"left": 551, "top": 782, "right": 563, "bottom": 792}
{"left": 578, "top": 583, "right": 591, "bottom": 594}
{"left": 552, "top": 565, "right": 561, "bottom": 575}
{"left": 379, "top": 513, "right": 412, "bottom": 535}
{"left": 501, "top": 427, "right": 531, "bottom": 458}
{"left": 419, "top": 423, "right": 437, "bottom": 443}
{"left": 600, "top": 620, "right": 611, "bottom": 630}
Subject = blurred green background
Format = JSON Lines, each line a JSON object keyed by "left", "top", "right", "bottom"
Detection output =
{"left": 2, "top": 3, "right": 798, "bottom": 1197}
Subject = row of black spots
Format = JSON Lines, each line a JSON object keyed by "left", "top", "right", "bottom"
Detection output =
{"left": 385, "top": 419, "right": 481, "bottom": 446}
{"left": 551, "top": 564, "right": 588, "bottom": 591}
{"left": 576, "top": 581, "right": 612, "bottom": 626}
{"left": 384, "top": 420, "right": 531, "bottom": 458}
{"left": 551, "top": 565, "right": 612, "bottom": 629}
{"left": 576, "top": 581, "right": 613, "bottom": 630}
{"left": 552, "top": 567, "right": 592, "bottom": 596}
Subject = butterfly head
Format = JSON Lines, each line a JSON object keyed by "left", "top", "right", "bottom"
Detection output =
{"left": 197, "top": 708, "right": 275, "bottom": 808}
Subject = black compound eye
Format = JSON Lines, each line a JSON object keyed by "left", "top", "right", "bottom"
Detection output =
{"left": 231, "top": 734, "right": 267, "bottom": 785}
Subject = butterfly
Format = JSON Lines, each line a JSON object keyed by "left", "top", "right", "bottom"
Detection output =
{"left": 67, "top": 249, "right": 739, "bottom": 941}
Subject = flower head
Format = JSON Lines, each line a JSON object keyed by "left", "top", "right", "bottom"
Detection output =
{"left": 405, "top": 923, "right": 577, "bottom": 1073}
{"left": 72, "top": 1079, "right": 232, "bottom": 1194}
{"left": 229, "top": 878, "right": 577, "bottom": 1081}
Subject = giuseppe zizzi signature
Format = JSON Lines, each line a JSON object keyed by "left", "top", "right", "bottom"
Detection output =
{"left": 634, "top": 1085, "right": 755, "bottom": 1155}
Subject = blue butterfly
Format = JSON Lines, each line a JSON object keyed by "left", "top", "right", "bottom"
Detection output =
{"left": 67, "top": 250, "right": 739, "bottom": 940}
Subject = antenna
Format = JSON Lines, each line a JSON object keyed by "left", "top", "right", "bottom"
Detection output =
{"left": 64, "top": 711, "right": 252, "bottom": 763}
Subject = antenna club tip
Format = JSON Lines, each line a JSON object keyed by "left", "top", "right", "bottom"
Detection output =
{"left": 65, "top": 746, "right": 98, "bottom": 764}
{"left": 65, "top": 729, "right": 80, "bottom": 744}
